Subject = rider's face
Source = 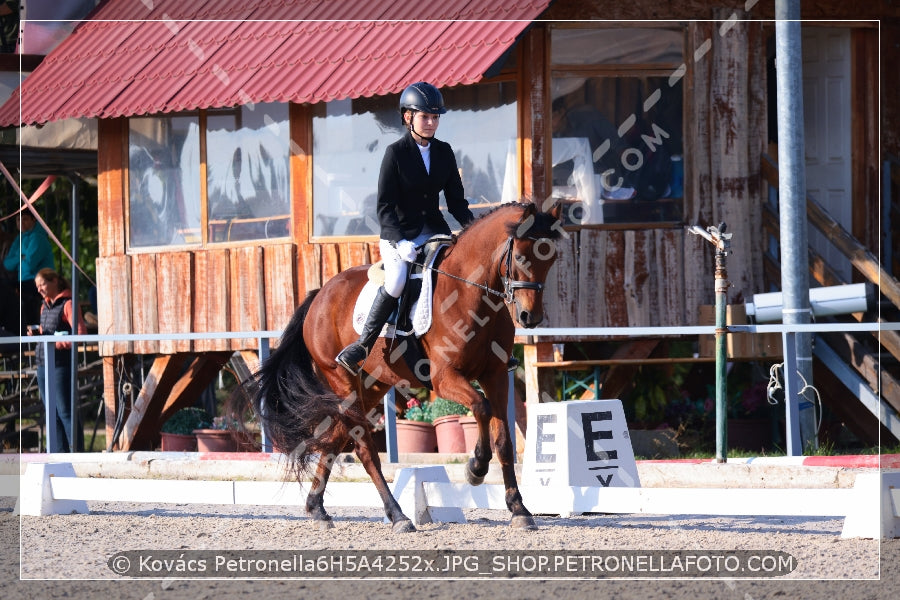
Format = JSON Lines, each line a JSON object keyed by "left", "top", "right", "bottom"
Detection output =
{"left": 408, "top": 111, "right": 440, "bottom": 142}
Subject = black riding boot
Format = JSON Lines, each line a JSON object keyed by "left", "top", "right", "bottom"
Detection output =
{"left": 335, "top": 287, "right": 398, "bottom": 375}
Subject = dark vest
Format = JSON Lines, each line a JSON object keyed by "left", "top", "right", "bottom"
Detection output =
{"left": 37, "top": 295, "right": 73, "bottom": 366}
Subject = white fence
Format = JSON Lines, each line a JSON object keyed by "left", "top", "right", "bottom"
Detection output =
{"left": 3, "top": 462, "right": 899, "bottom": 539}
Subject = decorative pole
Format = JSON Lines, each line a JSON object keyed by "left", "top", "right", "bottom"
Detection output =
{"left": 689, "top": 223, "right": 732, "bottom": 463}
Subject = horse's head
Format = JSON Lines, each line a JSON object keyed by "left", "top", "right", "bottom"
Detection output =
{"left": 501, "top": 202, "right": 565, "bottom": 328}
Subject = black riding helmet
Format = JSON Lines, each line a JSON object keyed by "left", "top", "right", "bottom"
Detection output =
{"left": 398, "top": 81, "right": 446, "bottom": 116}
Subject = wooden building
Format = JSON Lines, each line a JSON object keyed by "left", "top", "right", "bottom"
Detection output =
{"left": 0, "top": 0, "right": 895, "bottom": 449}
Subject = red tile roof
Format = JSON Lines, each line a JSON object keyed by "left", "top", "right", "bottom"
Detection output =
{"left": 0, "top": 0, "right": 550, "bottom": 126}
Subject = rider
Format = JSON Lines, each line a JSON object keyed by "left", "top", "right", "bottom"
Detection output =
{"left": 335, "top": 81, "right": 475, "bottom": 375}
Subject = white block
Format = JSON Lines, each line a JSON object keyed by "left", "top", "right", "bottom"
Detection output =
{"left": 19, "top": 463, "right": 89, "bottom": 516}
{"left": 886, "top": 473, "right": 900, "bottom": 538}
{"left": 523, "top": 399, "right": 640, "bottom": 488}
{"left": 391, "top": 466, "right": 465, "bottom": 527}
{"left": 842, "top": 471, "right": 900, "bottom": 539}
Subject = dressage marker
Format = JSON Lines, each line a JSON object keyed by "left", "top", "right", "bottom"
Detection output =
{"left": 521, "top": 399, "right": 640, "bottom": 516}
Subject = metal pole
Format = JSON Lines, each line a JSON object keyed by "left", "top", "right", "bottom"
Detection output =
{"left": 508, "top": 370, "right": 516, "bottom": 463}
{"left": 43, "top": 341, "right": 58, "bottom": 452}
{"left": 384, "top": 388, "right": 398, "bottom": 463}
{"left": 69, "top": 178, "right": 80, "bottom": 452}
{"left": 258, "top": 338, "right": 271, "bottom": 452}
{"left": 775, "top": 1, "right": 816, "bottom": 453}
{"left": 714, "top": 231, "right": 729, "bottom": 463}
{"left": 688, "top": 223, "right": 732, "bottom": 463}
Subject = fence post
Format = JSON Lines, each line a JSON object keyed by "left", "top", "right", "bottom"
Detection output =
{"left": 782, "top": 330, "right": 803, "bottom": 455}
{"left": 258, "top": 337, "right": 271, "bottom": 452}
{"left": 384, "top": 388, "right": 398, "bottom": 463}
{"left": 42, "top": 341, "right": 57, "bottom": 453}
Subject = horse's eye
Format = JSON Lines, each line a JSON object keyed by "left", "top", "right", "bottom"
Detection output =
{"left": 515, "top": 254, "right": 527, "bottom": 264}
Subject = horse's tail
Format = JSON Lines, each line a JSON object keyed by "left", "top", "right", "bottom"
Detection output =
{"left": 243, "top": 289, "right": 364, "bottom": 479}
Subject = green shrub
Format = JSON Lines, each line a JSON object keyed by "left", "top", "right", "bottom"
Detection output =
{"left": 161, "top": 407, "right": 213, "bottom": 435}
{"left": 431, "top": 396, "right": 470, "bottom": 419}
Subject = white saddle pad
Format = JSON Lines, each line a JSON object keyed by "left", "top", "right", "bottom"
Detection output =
{"left": 352, "top": 246, "right": 446, "bottom": 338}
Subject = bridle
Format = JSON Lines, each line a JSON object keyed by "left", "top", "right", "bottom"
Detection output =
{"left": 499, "top": 236, "right": 544, "bottom": 301}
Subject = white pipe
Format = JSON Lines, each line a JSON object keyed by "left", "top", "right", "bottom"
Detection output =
{"left": 746, "top": 283, "right": 874, "bottom": 323}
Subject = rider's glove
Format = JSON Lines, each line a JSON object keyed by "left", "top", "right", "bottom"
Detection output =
{"left": 396, "top": 240, "right": 418, "bottom": 263}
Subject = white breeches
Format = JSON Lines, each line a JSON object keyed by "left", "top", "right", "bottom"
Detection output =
{"left": 378, "top": 230, "right": 435, "bottom": 298}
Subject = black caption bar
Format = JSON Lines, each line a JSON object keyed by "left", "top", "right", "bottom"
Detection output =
{"left": 108, "top": 550, "right": 796, "bottom": 579}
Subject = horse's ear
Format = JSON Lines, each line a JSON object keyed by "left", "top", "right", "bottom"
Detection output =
{"left": 546, "top": 201, "right": 564, "bottom": 221}
{"left": 522, "top": 201, "right": 537, "bottom": 217}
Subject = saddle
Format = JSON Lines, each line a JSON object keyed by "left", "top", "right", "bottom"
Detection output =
{"left": 352, "top": 235, "right": 453, "bottom": 338}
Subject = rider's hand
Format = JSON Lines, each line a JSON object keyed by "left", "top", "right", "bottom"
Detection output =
{"left": 396, "top": 240, "right": 418, "bottom": 262}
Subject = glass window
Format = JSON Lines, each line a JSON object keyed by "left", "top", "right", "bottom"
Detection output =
{"left": 311, "top": 81, "right": 518, "bottom": 238}
{"left": 206, "top": 103, "right": 291, "bottom": 242}
{"left": 551, "top": 27, "right": 685, "bottom": 225}
{"left": 128, "top": 103, "right": 290, "bottom": 249}
{"left": 128, "top": 115, "right": 201, "bottom": 247}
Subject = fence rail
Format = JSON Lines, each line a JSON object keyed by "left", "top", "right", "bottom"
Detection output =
{"left": 2, "top": 319, "right": 895, "bottom": 459}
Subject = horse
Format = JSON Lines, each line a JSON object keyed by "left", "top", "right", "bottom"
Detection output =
{"left": 244, "top": 201, "right": 564, "bottom": 533}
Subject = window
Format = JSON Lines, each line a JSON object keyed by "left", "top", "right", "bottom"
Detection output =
{"left": 128, "top": 103, "right": 290, "bottom": 249}
{"left": 206, "top": 105, "right": 290, "bottom": 242}
{"left": 129, "top": 115, "right": 200, "bottom": 247}
{"left": 311, "top": 81, "right": 518, "bottom": 239}
{"left": 550, "top": 26, "right": 685, "bottom": 225}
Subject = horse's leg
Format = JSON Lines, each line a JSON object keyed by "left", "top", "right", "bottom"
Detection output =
{"left": 479, "top": 369, "right": 537, "bottom": 530}
{"left": 353, "top": 428, "right": 416, "bottom": 533}
{"left": 305, "top": 456, "right": 335, "bottom": 530}
{"left": 465, "top": 384, "right": 493, "bottom": 487}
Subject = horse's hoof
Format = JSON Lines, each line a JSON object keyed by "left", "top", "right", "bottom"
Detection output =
{"left": 465, "top": 458, "right": 486, "bottom": 486}
{"left": 315, "top": 519, "right": 335, "bottom": 531}
{"left": 510, "top": 515, "right": 537, "bottom": 530}
{"left": 392, "top": 519, "right": 417, "bottom": 533}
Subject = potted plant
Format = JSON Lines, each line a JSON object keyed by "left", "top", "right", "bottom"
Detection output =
{"left": 430, "top": 396, "right": 469, "bottom": 453}
{"left": 194, "top": 414, "right": 256, "bottom": 452}
{"left": 159, "top": 407, "right": 212, "bottom": 451}
{"left": 459, "top": 411, "right": 479, "bottom": 453}
{"left": 395, "top": 396, "right": 436, "bottom": 453}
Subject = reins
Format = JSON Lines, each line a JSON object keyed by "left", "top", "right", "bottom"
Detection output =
{"left": 410, "top": 235, "right": 543, "bottom": 303}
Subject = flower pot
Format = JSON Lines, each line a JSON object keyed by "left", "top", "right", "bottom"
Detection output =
{"left": 395, "top": 420, "right": 437, "bottom": 453}
{"left": 459, "top": 415, "right": 479, "bottom": 452}
{"left": 433, "top": 415, "right": 466, "bottom": 453}
{"left": 194, "top": 429, "right": 239, "bottom": 452}
{"left": 160, "top": 432, "right": 196, "bottom": 452}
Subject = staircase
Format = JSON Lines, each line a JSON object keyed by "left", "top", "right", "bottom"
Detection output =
{"left": 760, "top": 152, "right": 900, "bottom": 445}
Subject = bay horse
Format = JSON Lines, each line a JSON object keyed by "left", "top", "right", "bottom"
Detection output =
{"left": 245, "top": 201, "right": 563, "bottom": 532}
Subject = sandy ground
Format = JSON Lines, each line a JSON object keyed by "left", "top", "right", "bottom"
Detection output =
{"left": 2, "top": 495, "right": 898, "bottom": 600}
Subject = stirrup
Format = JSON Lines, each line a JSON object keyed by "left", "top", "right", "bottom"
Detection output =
{"left": 336, "top": 344, "right": 367, "bottom": 375}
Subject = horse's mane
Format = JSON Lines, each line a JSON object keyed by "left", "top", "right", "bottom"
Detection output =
{"left": 457, "top": 201, "right": 563, "bottom": 242}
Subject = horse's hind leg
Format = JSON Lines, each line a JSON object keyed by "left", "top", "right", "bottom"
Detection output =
{"left": 352, "top": 428, "right": 415, "bottom": 533}
{"left": 305, "top": 456, "right": 335, "bottom": 530}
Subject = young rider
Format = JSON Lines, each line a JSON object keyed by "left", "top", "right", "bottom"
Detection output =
{"left": 335, "top": 81, "right": 474, "bottom": 375}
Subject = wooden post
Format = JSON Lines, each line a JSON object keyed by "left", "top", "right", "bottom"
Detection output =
{"left": 523, "top": 341, "right": 555, "bottom": 405}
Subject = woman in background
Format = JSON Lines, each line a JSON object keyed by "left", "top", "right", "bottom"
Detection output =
{"left": 29, "top": 267, "right": 87, "bottom": 452}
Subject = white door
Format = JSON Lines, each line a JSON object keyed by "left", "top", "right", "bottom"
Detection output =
{"left": 802, "top": 27, "right": 853, "bottom": 282}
